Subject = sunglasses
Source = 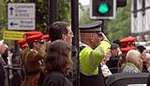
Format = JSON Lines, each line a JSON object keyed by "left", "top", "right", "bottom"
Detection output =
{"left": 34, "top": 40, "right": 45, "bottom": 44}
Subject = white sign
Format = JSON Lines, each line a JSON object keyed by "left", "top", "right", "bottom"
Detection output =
{"left": 8, "top": 3, "right": 35, "bottom": 30}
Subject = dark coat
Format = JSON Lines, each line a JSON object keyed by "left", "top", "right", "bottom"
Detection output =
{"left": 43, "top": 72, "right": 72, "bottom": 86}
{"left": 0, "top": 62, "right": 5, "bottom": 86}
{"left": 106, "top": 56, "right": 120, "bottom": 73}
{"left": 147, "top": 74, "right": 150, "bottom": 86}
{"left": 80, "top": 67, "right": 106, "bottom": 86}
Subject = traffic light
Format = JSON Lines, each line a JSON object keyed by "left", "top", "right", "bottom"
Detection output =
{"left": 90, "top": 0, "right": 116, "bottom": 20}
{"left": 117, "top": 0, "right": 127, "bottom": 7}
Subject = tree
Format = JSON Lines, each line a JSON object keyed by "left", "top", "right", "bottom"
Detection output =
{"left": 58, "top": 0, "right": 71, "bottom": 23}
{"left": 0, "top": 0, "right": 7, "bottom": 29}
{"left": 35, "top": 0, "right": 71, "bottom": 33}
{"left": 105, "top": 1, "right": 131, "bottom": 41}
{"left": 79, "top": 4, "right": 94, "bottom": 25}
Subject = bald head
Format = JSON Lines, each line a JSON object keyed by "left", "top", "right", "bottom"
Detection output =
{"left": 126, "top": 50, "right": 143, "bottom": 70}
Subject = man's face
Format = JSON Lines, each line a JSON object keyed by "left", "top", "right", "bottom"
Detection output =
{"left": 63, "top": 26, "right": 73, "bottom": 45}
{"left": 80, "top": 32, "right": 101, "bottom": 48}
{"left": 91, "top": 33, "right": 101, "bottom": 48}
{"left": 0, "top": 44, "right": 8, "bottom": 55}
{"left": 111, "top": 48, "right": 119, "bottom": 57}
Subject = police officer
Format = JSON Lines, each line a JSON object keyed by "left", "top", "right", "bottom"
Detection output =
{"left": 79, "top": 22, "right": 111, "bottom": 86}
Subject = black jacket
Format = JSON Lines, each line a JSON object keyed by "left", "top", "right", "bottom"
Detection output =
{"left": 43, "top": 72, "right": 73, "bottom": 86}
{"left": 0, "top": 62, "right": 5, "bottom": 86}
{"left": 147, "top": 74, "right": 150, "bottom": 86}
{"left": 80, "top": 66, "right": 106, "bottom": 86}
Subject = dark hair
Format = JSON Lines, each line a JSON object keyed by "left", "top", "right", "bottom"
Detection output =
{"left": 111, "top": 43, "right": 119, "bottom": 49}
{"left": 137, "top": 45, "right": 146, "bottom": 53}
{"left": 49, "top": 21, "right": 69, "bottom": 41}
{"left": 45, "top": 40, "right": 72, "bottom": 74}
{"left": 22, "top": 49, "right": 44, "bottom": 73}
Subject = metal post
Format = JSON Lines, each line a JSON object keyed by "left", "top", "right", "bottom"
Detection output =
{"left": 100, "top": 20, "right": 104, "bottom": 32}
{"left": 133, "top": 0, "right": 137, "bottom": 17}
{"left": 142, "top": 0, "right": 145, "bottom": 16}
{"left": 71, "top": 0, "right": 79, "bottom": 86}
{"left": 48, "top": 0, "right": 58, "bottom": 26}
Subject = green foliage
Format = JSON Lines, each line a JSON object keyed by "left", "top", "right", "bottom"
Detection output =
{"left": 58, "top": 0, "right": 71, "bottom": 23}
{"left": 80, "top": 8, "right": 90, "bottom": 24}
{"left": 36, "top": 0, "right": 48, "bottom": 33}
{"left": 32, "top": 0, "right": 71, "bottom": 33}
{"left": 79, "top": 6, "right": 94, "bottom": 25}
{"left": 0, "top": 0, "right": 7, "bottom": 28}
{"left": 106, "top": 1, "right": 131, "bottom": 42}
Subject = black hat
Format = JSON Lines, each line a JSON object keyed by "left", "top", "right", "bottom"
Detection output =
{"left": 79, "top": 22, "right": 102, "bottom": 33}
{"left": 137, "top": 45, "right": 146, "bottom": 53}
{"left": 111, "top": 43, "right": 119, "bottom": 49}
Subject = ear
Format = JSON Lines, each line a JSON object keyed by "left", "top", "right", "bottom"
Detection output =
{"left": 62, "top": 34, "right": 66, "bottom": 41}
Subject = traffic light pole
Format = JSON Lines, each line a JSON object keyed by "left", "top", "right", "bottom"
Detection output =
{"left": 100, "top": 19, "right": 109, "bottom": 37}
{"left": 101, "top": 20, "right": 105, "bottom": 32}
{"left": 71, "top": 0, "right": 80, "bottom": 86}
{"left": 48, "top": 0, "right": 58, "bottom": 25}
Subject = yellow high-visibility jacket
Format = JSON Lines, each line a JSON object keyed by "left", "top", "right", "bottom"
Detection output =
{"left": 80, "top": 41, "right": 111, "bottom": 76}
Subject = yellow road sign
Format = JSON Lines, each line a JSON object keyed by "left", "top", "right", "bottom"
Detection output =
{"left": 3, "top": 31, "right": 25, "bottom": 40}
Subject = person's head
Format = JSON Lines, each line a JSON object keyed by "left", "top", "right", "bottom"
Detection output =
{"left": 80, "top": 32, "right": 102, "bottom": 48}
{"left": 126, "top": 50, "right": 143, "bottom": 71}
{"left": 0, "top": 40, "right": 9, "bottom": 61}
{"left": 0, "top": 40, "right": 8, "bottom": 55}
{"left": 110, "top": 43, "right": 122, "bottom": 57}
{"left": 137, "top": 45, "right": 146, "bottom": 54}
{"left": 49, "top": 21, "right": 73, "bottom": 45}
{"left": 26, "top": 33, "right": 47, "bottom": 57}
{"left": 27, "top": 40, "right": 46, "bottom": 57}
{"left": 143, "top": 53, "right": 150, "bottom": 72}
{"left": 45, "top": 40, "right": 72, "bottom": 74}
{"left": 136, "top": 45, "right": 147, "bottom": 59}
{"left": 79, "top": 22, "right": 103, "bottom": 48}
{"left": 21, "top": 48, "right": 44, "bottom": 73}
{"left": 32, "top": 40, "right": 45, "bottom": 49}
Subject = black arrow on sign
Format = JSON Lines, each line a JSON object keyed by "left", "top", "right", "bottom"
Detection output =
{"left": 9, "top": 7, "right": 14, "bottom": 15}
{"left": 10, "top": 22, "right": 14, "bottom": 26}
{"left": 10, "top": 22, "right": 18, "bottom": 26}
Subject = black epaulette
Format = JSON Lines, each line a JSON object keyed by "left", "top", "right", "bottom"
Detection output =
{"left": 80, "top": 46, "right": 86, "bottom": 52}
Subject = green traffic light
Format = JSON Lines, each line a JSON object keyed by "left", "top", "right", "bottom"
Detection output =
{"left": 98, "top": 2, "right": 109, "bottom": 14}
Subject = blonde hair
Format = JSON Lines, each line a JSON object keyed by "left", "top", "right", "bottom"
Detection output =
{"left": 126, "top": 50, "right": 141, "bottom": 59}
{"left": 126, "top": 50, "right": 143, "bottom": 71}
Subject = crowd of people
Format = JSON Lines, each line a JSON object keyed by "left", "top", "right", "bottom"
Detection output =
{"left": 0, "top": 21, "right": 150, "bottom": 86}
